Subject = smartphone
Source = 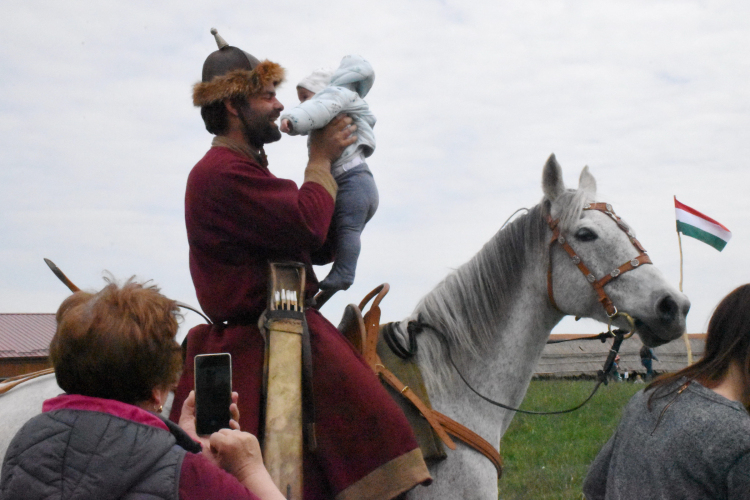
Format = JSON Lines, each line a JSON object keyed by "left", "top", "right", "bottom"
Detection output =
{"left": 194, "top": 353, "right": 232, "bottom": 435}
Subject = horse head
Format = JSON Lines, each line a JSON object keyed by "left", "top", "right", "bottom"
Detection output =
{"left": 543, "top": 154, "right": 690, "bottom": 347}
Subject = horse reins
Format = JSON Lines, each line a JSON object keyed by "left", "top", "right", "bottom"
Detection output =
{"left": 395, "top": 315, "right": 633, "bottom": 416}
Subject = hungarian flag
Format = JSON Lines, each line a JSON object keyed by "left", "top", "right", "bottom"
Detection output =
{"left": 674, "top": 197, "right": 732, "bottom": 251}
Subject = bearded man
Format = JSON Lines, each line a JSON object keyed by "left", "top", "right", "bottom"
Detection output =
{"left": 169, "top": 30, "right": 431, "bottom": 500}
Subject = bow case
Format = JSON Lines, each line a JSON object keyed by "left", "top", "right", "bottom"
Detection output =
{"left": 261, "top": 262, "right": 314, "bottom": 500}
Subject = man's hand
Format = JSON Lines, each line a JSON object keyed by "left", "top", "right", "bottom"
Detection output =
{"left": 309, "top": 114, "right": 357, "bottom": 166}
{"left": 178, "top": 390, "right": 240, "bottom": 463}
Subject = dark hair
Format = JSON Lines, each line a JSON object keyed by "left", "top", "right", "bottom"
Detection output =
{"left": 200, "top": 97, "right": 248, "bottom": 135}
{"left": 50, "top": 278, "right": 183, "bottom": 405}
{"left": 647, "top": 284, "right": 750, "bottom": 404}
{"left": 201, "top": 101, "right": 229, "bottom": 135}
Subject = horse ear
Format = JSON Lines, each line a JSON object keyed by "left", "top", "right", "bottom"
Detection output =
{"left": 542, "top": 154, "right": 566, "bottom": 201}
{"left": 578, "top": 166, "right": 597, "bottom": 197}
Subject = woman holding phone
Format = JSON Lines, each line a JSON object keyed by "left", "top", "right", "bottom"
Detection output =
{"left": 0, "top": 279, "right": 284, "bottom": 500}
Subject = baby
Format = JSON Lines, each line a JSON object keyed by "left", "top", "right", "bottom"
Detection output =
{"left": 281, "top": 55, "right": 379, "bottom": 293}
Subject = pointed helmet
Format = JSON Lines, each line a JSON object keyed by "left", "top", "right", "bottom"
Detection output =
{"left": 192, "top": 28, "right": 285, "bottom": 107}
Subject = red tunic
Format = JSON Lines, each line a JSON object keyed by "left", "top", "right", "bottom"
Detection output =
{"left": 171, "top": 146, "right": 430, "bottom": 500}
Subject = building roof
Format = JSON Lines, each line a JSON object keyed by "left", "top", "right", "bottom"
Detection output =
{"left": 536, "top": 334, "right": 705, "bottom": 377}
{"left": 0, "top": 314, "right": 56, "bottom": 359}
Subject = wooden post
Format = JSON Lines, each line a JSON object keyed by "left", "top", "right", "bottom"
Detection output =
{"left": 677, "top": 230, "right": 693, "bottom": 365}
{"left": 263, "top": 262, "right": 306, "bottom": 500}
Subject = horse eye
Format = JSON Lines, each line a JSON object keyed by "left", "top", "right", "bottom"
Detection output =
{"left": 575, "top": 227, "right": 598, "bottom": 242}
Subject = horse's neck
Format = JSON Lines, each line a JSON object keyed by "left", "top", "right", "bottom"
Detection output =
{"left": 417, "top": 285, "right": 558, "bottom": 437}
{"left": 407, "top": 218, "right": 563, "bottom": 442}
{"left": 481, "top": 285, "right": 562, "bottom": 435}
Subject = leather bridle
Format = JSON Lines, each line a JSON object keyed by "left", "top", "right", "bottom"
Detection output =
{"left": 546, "top": 202, "right": 652, "bottom": 318}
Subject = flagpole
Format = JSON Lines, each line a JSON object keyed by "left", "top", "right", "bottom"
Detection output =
{"left": 678, "top": 230, "right": 684, "bottom": 292}
{"left": 677, "top": 227, "right": 693, "bottom": 365}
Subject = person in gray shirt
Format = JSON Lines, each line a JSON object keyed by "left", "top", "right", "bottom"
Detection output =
{"left": 584, "top": 284, "right": 750, "bottom": 499}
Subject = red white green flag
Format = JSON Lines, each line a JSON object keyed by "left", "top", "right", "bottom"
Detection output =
{"left": 674, "top": 197, "right": 732, "bottom": 252}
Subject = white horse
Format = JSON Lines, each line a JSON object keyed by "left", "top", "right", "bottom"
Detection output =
{"left": 0, "top": 156, "right": 689, "bottom": 500}
{"left": 394, "top": 155, "right": 688, "bottom": 499}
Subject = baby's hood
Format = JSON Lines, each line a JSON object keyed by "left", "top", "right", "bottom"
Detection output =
{"left": 298, "top": 67, "right": 334, "bottom": 94}
{"left": 330, "top": 55, "right": 374, "bottom": 98}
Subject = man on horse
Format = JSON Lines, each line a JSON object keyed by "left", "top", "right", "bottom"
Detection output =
{"left": 169, "top": 30, "right": 431, "bottom": 500}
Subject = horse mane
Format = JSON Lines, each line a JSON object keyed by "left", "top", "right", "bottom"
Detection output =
{"left": 410, "top": 189, "right": 588, "bottom": 384}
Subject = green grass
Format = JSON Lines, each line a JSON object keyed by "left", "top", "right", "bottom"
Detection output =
{"left": 497, "top": 380, "right": 642, "bottom": 500}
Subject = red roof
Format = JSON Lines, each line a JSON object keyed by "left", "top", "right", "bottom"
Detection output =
{"left": 0, "top": 314, "right": 56, "bottom": 358}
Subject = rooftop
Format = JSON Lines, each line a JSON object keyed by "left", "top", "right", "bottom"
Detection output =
{"left": 0, "top": 314, "right": 56, "bottom": 359}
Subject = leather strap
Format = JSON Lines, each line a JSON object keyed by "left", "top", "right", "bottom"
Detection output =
{"left": 358, "top": 285, "right": 503, "bottom": 479}
{"left": 376, "top": 359, "right": 504, "bottom": 478}
{"left": 546, "top": 202, "right": 652, "bottom": 317}
{"left": 263, "top": 309, "right": 317, "bottom": 452}
{"left": 594, "top": 253, "right": 652, "bottom": 290}
{"left": 0, "top": 367, "right": 55, "bottom": 396}
{"left": 361, "top": 285, "right": 387, "bottom": 369}
{"left": 432, "top": 412, "right": 503, "bottom": 478}
{"left": 377, "top": 366, "right": 456, "bottom": 450}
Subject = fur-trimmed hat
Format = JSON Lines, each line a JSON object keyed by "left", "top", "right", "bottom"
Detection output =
{"left": 192, "top": 28, "right": 285, "bottom": 107}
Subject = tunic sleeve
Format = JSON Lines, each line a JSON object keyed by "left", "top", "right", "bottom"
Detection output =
{"left": 582, "top": 434, "right": 615, "bottom": 500}
{"left": 186, "top": 154, "right": 335, "bottom": 254}
{"left": 179, "top": 452, "right": 261, "bottom": 500}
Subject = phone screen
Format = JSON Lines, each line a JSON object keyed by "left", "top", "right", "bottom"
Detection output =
{"left": 194, "top": 353, "right": 232, "bottom": 435}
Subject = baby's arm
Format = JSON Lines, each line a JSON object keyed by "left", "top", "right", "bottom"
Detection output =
{"left": 279, "top": 87, "right": 357, "bottom": 136}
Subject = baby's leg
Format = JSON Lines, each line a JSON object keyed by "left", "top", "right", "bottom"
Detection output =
{"left": 319, "top": 168, "right": 378, "bottom": 291}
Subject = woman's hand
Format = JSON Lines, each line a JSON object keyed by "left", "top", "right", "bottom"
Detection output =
{"left": 179, "top": 392, "right": 283, "bottom": 498}
{"left": 209, "top": 429, "right": 263, "bottom": 481}
{"left": 178, "top": 390, "right": 240, "bottom": 456}
{"left": 209, "top": 429, "right": 285, "bottom": 500}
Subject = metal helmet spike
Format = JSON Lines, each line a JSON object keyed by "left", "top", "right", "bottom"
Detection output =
{"left": 210, "top": 28, "right": 228, "bottom": 49}
{"left": 200, "top": 28, "right": 260, "bottom": 84}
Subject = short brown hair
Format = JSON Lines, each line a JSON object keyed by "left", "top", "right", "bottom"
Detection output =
{"left": 50, "top": 278, "right": 183, "bottom": 405}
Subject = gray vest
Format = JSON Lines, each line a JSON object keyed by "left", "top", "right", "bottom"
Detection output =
{"left": 1, "top": 409, "right": 193, "bottom": 500}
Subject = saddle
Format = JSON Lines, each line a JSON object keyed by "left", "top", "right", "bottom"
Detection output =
{"left": 337, "top": 284, "right": 503, "bottom": 478}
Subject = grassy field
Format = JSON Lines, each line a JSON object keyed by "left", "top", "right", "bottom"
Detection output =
{"left": 497, "top": 379, "right": 642, "bottom": 500}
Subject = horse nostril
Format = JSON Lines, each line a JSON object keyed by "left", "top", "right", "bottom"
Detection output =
{"left": 657, "top": 295, "right": 679, "bottom": 324}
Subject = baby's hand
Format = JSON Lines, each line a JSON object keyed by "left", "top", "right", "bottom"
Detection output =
{"left": 280, "top": 119, "right": 292, "bottom": 134}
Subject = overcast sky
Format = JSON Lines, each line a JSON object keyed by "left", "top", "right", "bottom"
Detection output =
{"left": 2, "top": 0, "right": 749, "bottom": 340}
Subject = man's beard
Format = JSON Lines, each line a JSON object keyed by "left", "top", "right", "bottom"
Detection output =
{"left": 238, "top": 106, "right": 281, "bottom": 149}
